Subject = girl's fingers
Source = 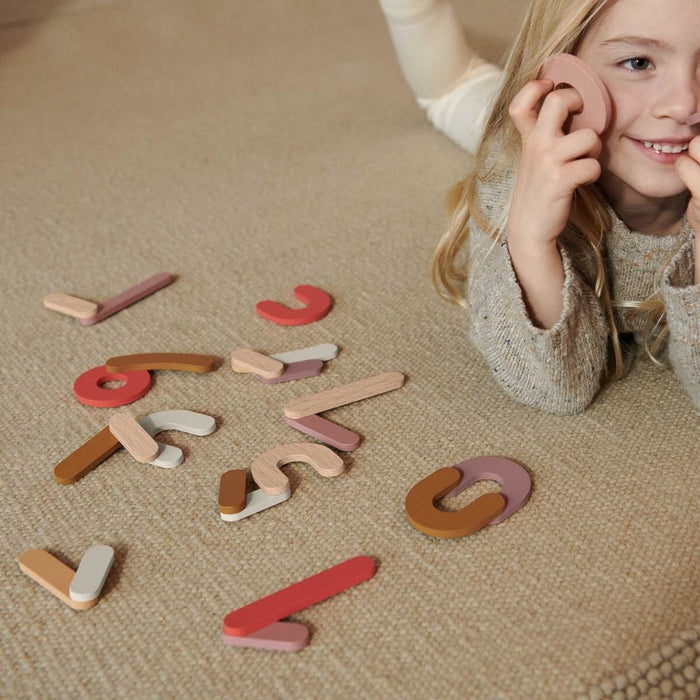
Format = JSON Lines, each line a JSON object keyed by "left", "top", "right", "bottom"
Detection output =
{"left": 537, "top": 87, "right": 585, "bottom": 136}
{"left": 689, "top": 134, "right": 700, "bottom": 162}
{"left": 565, "top": 157, "right": 602, "bottom": 188}
{"left": 508, "top": 79, "right": 555, "bottom": 138}
{"left": 675, "top": 136, "right": 700, "bottom": 192}
{"left": 555, "top": 127, "right": 602, "bottom": 162}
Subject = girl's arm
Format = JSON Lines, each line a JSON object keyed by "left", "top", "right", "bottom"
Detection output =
{"left": 464, "top": 78, "right": 611, "bottom": 414}
{"left": 467, "top": 212, "right": 610, "bottom": 415}
{"left": 505, "top": 236, "right": 564, "bottom": 329}
{"left": 660, "top": 240, "right": 700, "bottom": 412}
{"left": 665, "top": 134, "right": 700, "bottom": 411}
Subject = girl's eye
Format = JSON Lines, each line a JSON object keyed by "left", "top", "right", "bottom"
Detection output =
{"left": 619, "top": 56, "right": 653, "bottom": 72}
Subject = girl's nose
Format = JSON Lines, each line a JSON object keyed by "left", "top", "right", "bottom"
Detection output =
{"left": 651, "top": 69, "right": 699, "bottom": 123}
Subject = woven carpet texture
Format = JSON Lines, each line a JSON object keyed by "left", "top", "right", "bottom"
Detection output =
{"left": 1, "top": 1, "right": 698, "bottom": 697}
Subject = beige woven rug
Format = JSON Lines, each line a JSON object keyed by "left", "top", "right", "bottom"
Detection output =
{"left": 1, "top": 1, "right": 698, "bottom": 697}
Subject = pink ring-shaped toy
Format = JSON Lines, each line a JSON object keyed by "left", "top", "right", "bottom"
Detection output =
{"left": 538, "top": 53, "right": 612, "bottom": 134}
{"left": 442, "top": 456, "right": 531, "bottom": 526}
{"left": 73, "top": 365, "right": 152, "bottom": 408}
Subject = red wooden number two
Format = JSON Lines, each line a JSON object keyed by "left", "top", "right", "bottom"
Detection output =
{"left": 255, "top": 285, "right": 332, "bottom": 326}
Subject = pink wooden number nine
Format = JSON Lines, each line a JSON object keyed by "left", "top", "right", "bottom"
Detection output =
{"left": 255, "top": 285, "right": 332, "bottom": 326}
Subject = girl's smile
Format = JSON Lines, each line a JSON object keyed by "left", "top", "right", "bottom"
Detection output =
{"left": 628, "top": 135, "right": 691, "bottom": 165}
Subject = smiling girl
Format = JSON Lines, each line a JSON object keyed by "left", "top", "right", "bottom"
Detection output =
{"left": 380, "top": 0, "right": 700, "bottom": 414}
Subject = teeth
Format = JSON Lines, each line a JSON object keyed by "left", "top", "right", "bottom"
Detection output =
{"left": 642, "top": 141, "right": 689, "bottom": 154}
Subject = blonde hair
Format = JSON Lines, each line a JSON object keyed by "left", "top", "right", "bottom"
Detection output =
{"left": 432, "top": 0, "right": 681, "bottom": 379}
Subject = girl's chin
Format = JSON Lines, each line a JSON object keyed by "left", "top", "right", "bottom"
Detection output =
{"left": 601, "top": 159, "right": 687, "bottom": 200}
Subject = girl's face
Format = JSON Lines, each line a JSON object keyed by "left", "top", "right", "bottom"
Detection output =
{"left": 576, "top": 0, "right": 699, "bottom": 204}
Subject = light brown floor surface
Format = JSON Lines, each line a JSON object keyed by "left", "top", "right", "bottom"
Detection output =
{"left": 1, "top": 1, "right": 698, "bottom": 697}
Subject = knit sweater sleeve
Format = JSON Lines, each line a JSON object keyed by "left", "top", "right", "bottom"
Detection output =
{"left": 660, "top": 236, "right": 700, "bottom": 410}
{"left": 466, "top": 216, "right": 610, "bottom": 414}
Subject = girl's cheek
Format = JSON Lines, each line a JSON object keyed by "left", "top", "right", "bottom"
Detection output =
{"left": 602, "top": 82, "right": 643, "bottom": 132}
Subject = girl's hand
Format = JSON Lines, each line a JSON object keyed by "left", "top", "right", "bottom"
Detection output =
{"left": 507, "top": 79, "right": 603, "bottom": 248}
{"left": 675, "top": 135, "right": 700, "bottom": 236}
{"left": 675, "top": 134, "right": 700, "bottom": 285}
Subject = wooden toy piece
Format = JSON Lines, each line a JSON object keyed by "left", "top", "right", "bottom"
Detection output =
{"left": 18, "top": 550, "right": 97, "bottom": 611}
{"left": 69, "top": 545, "right": 114, "bottom": 602}
{"left": 222, "top": 621, "right": 309, "bottom": 652}
{"left": 687, "top": 112, "right": 700, "bottom": 126}
{"left": 284, "top": 414, "right": 361, "bottom": 451}
{"left": 223, "top": 555, "right": 376, "bottom": 637}
{"left": 42, "top": 293, "right": 99, "bottom": 319}
{"left": 231, "top": 349, "right": 285, "bottom": 379}
{"left": 73, "top": 365, "right": 152, "bottom": 408}
{"left": 220, "top": 488, "right": 291, "bottom": 522}
{"left": 270, "top": 343, "right": 339, "bottom": 364}
{"left": 137, "top": 410, "right": 217, "bottom": 469}
{"left": 138, "top": 410, "right": 217, "bottom": 437}
{"left": 218, "top": 470, "right": 248, "bottom": 515}
{"left": 537, "top": 53, "right": 612, "bottom": 134}
{"left": 79, "top": 272, "right": 174, "bottom": 326}
{"left": 443, "top": 456, "right": 532, "bottom": 526}
{"left": 55, "top": 411, "right": 217, "bottom": 484}
{"left": 108, "top": 412, "right": 159, "bottom": 463}
{"left": 258, "top": 359, "right": 324, "bottom": 384}
{"left": 105, "top": 353, "right": 216, "bottom": 374}
{"left": 283, "top": 371, "right": 405, "bottom": 419}
{"left": 250, "top": 442, "right": 344, "bottom": 497}
{"left": 255, "top": 285, "right": 332, "bottom": 326}
{"left": 54, "top": 426, "right": 122, "bottom": 484}
{"left": 405, "top": 467, "right": 506, "bottom": 539}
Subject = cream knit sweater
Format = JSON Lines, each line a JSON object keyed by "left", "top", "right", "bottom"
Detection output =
{"left": 466, "top": 163, "right": 700, "bottom": 415}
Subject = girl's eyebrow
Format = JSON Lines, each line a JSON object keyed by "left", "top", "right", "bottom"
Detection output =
{"left": 599, "top": 35, "right": 675, "bottom": 52}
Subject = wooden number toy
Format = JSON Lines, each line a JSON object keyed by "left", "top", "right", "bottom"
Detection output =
{"left": 137, "top": 410, "right": 217, "bottom": 468}
{"left": 19, "top": 547, "right": 113, "bottom": 610}
{"left": 251, "top": 442, "right": 344, "bottom": 496}
{"left": 108, "top": 412, "right": 159, "bottom": 463}
{"left": 231, "top": 349, "right": 284, "bottom": 379}
{"left": 255, "top": 285, "right": 332, "bottom": 326}
{"left": 42, "top": 293, "right": 99, "bottom": 319}
{"left": 223, "top": 621, "right": 309, "bottom": 652}
{"left": 138, "top": 409, "right": 216, "bottom": 437}
{"left": 283, "top": 371, "right": 405, "bottom": 419}
{"left": 54, "top": 426, "right": 122, "bottom": 484}
{"left": 270, "top": 343, "right": 339, "bottom": 364}
{"left": 405, "top": 467, "right": 506, "bottom": 539}
{"left": 19, "top": 550, "right": 96, "bottom": 610}
{"left": 105, "top": 353, "right": 216, "bottom": 373}
{"left": 80, "top": 272, "right": 174, "bottom": 326}
{"left": 258, "top": 359, "right": 324, "bottom": 384}
{"left": 74, "top": 365, "right": 152, "bottom": 408}
{"left": 223, "top": 555, "right": 376, "bottom": 638}
{"left": 537, "top": 53, "right": 612, "bottom": 134}
{"left": 284, "top": 414, "right": 361, "bottom": 451}
{"left": 54, "top": 410, "right": 216, "bottom": 483}
{"left": 687, "top": 112, "right": 700, "bottom": 126}
{"left": 442, "top": 456, "right": 532, "bottom": 526}
{"left": 76, "top": 354, "right": 215, "bottom": 408}
{"left": 219, "top": 486, "right": 291, "bottom": 522}
{"left": 218, "top": 470, "right": 248, "bottom": 515}
{"left": 69, "top": 545, "right": 115, "bottom": 603}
